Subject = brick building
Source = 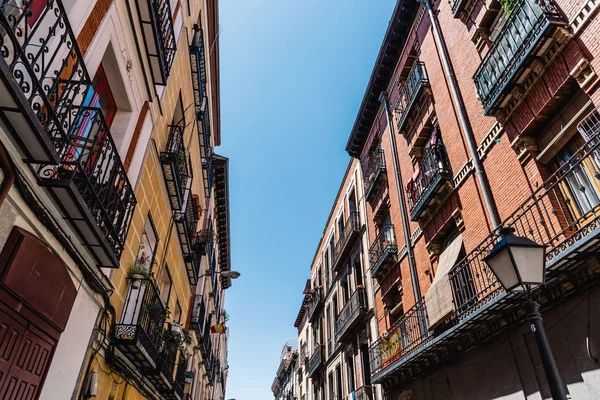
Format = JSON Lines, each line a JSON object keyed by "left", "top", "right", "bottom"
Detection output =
{"left": 0, "top": 0, "right": 231, "bottom": 399}
{"left": 294, "top": 159, "right": 380, "bottom": 400}
{"left": 344, "top": 0, "right": 600, "bottom": 399}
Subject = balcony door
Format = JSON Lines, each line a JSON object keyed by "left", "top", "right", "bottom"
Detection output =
{"left": 555, "top": 138, "right": 600, "bottom": 217}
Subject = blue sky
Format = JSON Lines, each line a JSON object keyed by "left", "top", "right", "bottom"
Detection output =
{"left": 218, "top": 1, "right": 396, "bottom": 398}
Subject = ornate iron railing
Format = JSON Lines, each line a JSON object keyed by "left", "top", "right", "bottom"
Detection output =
{"left": 136, "top": 0, "right": 177, "bottom": 85}
{"left": 115, "top": 278, "right": 167, "bottom": 368}
{"left": 473, "top": 0, "right": 566, "bottom": 114}
{"left": 450, "top": 0, "right": 469, "bottom": 17}
{"left": 190, "top": 25, "right": 211, "bottom": 198}
{"left": 335, "top": 287, "right": 367, "bottom": 341}
{"left": 355, "top": 385, "right": 375, "bottom": 400}
{"left": 176, "top": 194, "right": 201, "bottom": 284}
{"left": 307, "top": 287, "right": 323, "bottom": 321}
{"left": 161, "top": 124, "right": 190, "bottom": 211}
{"left": 369, "top": 225, "right": 398, "bottom": 277}
{"left": 332, "top": 212, "right": 361, "bottom": 271}
{"left": 307, "top": 344, "right": 324, "bottom": 377}
{"left": 407, "top": 143, "right": 453, "bottom": 220}
{"left": 0, "top": 0, "right": 136, "bottom": 265}
{"left": 396, "top": 61, "right": 429, "bottom": 132}
{"left": 369, "top": 122, "right": 600, "bottom": 381}
{"left": 364, "top": 149, "right": 386, "bottom": 202}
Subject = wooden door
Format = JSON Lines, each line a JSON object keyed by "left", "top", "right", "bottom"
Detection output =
{"left": 0, "top": 302, "right": 55, "bottom": 400}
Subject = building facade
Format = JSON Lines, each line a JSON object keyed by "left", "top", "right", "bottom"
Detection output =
{"left": 271, "top": 343, "right": 299, "bottom": 400}
{"left": 0, "top": 0, "right": 231, "bottom": 399}
{"left": 290, "top": 0, "right": 600, "bottom": 399}
{"left": 346, "top": 0, "right": 600, "bottom": 399}
{"left": 294, "top": 159, "right": 380, "bottom": 400}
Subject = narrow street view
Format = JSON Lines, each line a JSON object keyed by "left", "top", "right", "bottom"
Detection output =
{"left": 0, "top": 0, "right": 596, "bottom": 399}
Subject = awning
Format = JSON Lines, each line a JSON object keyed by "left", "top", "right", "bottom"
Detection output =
{"left": 424, "top": 234, "right": 464, "bottom": 329}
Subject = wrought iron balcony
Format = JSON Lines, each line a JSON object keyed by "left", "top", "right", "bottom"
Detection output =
{"left": 161, "top": 125, "right": 190, "bottom": 211}
{"left": 450, "top": 0, "right": 469, "bottom": 17}
{"left": 354, "top": 386, "right": 375, "bottom": 400}
{"left": 335, "top": 287, "right": 367, "bottom": 342}
{"left": 407, "top": 143, "right": 453, "bottom": 221}
{"left": 135, "top": 0, "right": 177, "bottom": 85}
{"left": 307, "top": 345, "right": 324, "bottom": 378}
{"left": 368, "top": 119, "right": 600, "bottom": 384}
{"left": 369, "top": 225, "right": 398, "bottom": 278}
{"left": 364, "top": 149, "right": 387, "bottom": 203}
{"left": 190, "top": 25, "right": 212, "bottom": 199}
{"left": 0, "top": 1, "right": 137, "bottom": 268}
{"left": 307, "top": 287, "right": 323, "bottom": 322}
{"left": 115, "top": 278, "right": 167, "bottom": 371}
{"left": 175, "top": 194, "right": 202, "bottom": 284}
{"left": 332, "top": 212, "right": 361, "bottom": 271}
{"left": 147, "top": 326, "right": 180, "bottom": 394}
{"left": 396, "top": 61, "right": 430, "bottom": 134}
{"left": 473, "top": 0, "right": 567, "bottom": 115}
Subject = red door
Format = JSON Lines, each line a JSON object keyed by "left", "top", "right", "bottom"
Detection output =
{"left": 0, "top": 302, "right": 55, "bottom": 400}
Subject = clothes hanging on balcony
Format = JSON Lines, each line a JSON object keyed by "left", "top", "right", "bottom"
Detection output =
{"left": 424, "top": 234, "right": 463, "bottom": 329}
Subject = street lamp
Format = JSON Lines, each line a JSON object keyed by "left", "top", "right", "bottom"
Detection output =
{"left": 484, "top": 227, "right": 567, "bottom": 400}
{"left": 199, "top": 270, "right": 241, "bottom": 279}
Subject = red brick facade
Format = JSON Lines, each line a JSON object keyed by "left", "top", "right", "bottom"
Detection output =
{"left": 349, "top": 0, "right": 600, "bottom": 397}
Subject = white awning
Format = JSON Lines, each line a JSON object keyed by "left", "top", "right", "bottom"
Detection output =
{"left": 425, "top": 234, "right": 463, "bottom": 329}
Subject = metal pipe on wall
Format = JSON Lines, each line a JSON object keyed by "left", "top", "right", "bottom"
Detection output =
{"left": 379, "top": 91, "right": 426, "bottom": 335}
{"left": 423, "top": 0, "right": 501, "bottom": 230}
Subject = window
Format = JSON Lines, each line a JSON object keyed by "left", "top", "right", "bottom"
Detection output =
{"left": 324, "top": 251, "right": 330, "bottom": 290}
{"left": 328, "top": 372, "right": 334, "bottom": 400}
{"left": 555, "top": 139, "right": 600, "bottom": 215}
{"left": 351, "top": 249, "right": 363, "bottom": 288}
{"left": 173, "top": 301, "right": 182, "bottom": 324}
{"left": 346, "top": 353, "right": 355, "bottom": 393}
{"left": 335, "top": 364, "right": 343, "bottom": 400}
{"left": 337, "top": 212, "right": 345, "bottom": 238}
{"left": 340, "top": 275, "right": 349, "bottom": 305}
{"left": 159, "top": 267, "right": 172, "bottom": 305}
{"left": 134, "top": 215, "right": 158, "bottom": 273}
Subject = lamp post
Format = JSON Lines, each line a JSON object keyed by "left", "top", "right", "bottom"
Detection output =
{"left": 484, "top": 227, "right": 567, "bottom": 400}
{"left": 199, "top": 270, "right": 241, "bottom": 279}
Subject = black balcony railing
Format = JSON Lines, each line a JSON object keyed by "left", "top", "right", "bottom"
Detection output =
{"left": 335, "top": 287, "right": 367, "bottom": 341}
{"left": 115, "top": 278, "right": 167, "bottom": 370}
{"left": 0, "top": 1, "right": 136, "bottom": 268}
{"left": 332, "top": 212, "right": 361, "bottom": 271}
{"left": 136, "top": 0, "right": 177, "bottom": 85}
{"left": 396, "top": 61, "right": 430, "bottom": 133}
{"left": 307, "top": 345, "right": 324, "bottom": 378}
{"left": 190, "top": 25, "right": 212, "bottom": 199}
{"left": 355, "top": 386, "right": 375, "bottom": 400}
{"left": 161, "top": 125, "right": 190, "bottom": 211}
{"left": 307, "top": 287, "right": 323, "bottom": 322}
{"left": 473, "top": 0, "right": 566, "bottom": 115}
{"left": 369, "top": 225, "right": 398, "bottom": 278}
{"left": 407, "top": 143, "right": 453, "bottom": 221}
{"left": 369, "top": 122, "right": 600, "bottom": 383}
{"left": 175, "top": 194, "right": 201, "bottom": 284}
{"left": 364, "top": 149, "right": 386, "bottom": 202}
{"left": 148, "top": 326, "right": 179, "bottom": 394}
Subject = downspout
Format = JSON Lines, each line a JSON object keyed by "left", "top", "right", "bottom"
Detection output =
{"left": 379, "top": 92, "right": 426, "bottom": 335}
{"left": 0, "top": 142, "right": 15, "bottom": 208}
{"left": 423, "top": 0, "right": 501, "bottom": 230}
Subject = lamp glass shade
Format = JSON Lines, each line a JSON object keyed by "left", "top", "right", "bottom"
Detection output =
{"left": 486, "top": 248, "right": 520, "bottom": 291}
{"left": 510, "top": 246, "right": 545, "bottom": 287}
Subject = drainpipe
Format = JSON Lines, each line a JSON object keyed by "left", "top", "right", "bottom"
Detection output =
{"left": 0, "top": 142, "right": 15, "bottom": 208}
{"left": 379, "top": 91, "right": 426, "bottom": 335}
{"left": 423, "top": 0, "right": 501, "bottom": 230}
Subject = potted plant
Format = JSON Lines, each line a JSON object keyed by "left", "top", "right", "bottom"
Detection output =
{"left": 184, "top": 370, "right": 194, "bottom": 384}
